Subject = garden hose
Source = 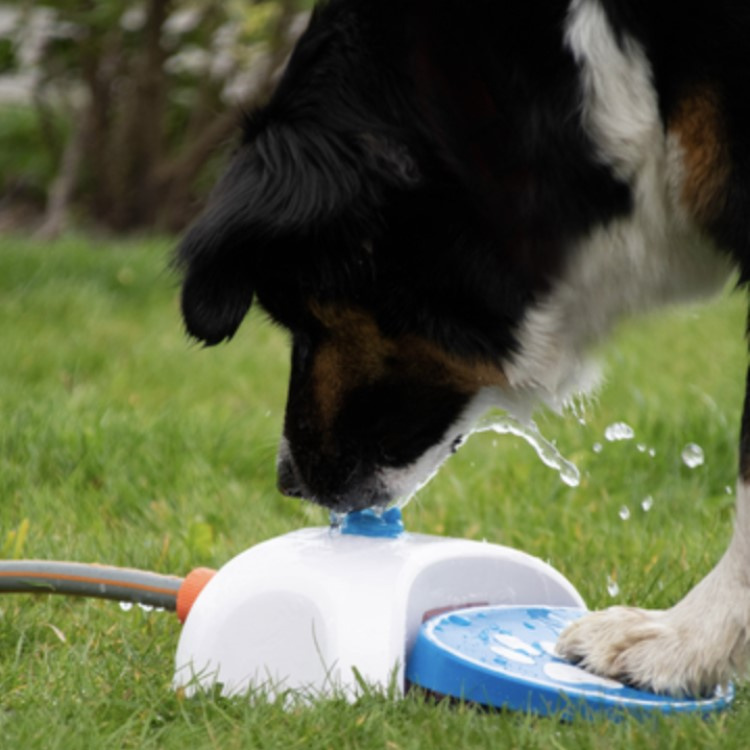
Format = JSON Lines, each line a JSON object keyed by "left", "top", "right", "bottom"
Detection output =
{"left": 0, "top": 560, "right": 216, "bottom": 623}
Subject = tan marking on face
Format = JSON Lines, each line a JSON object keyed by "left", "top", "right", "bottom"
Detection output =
{"left": 309, "top": 303, "right": 507, "bottom": 428}
{"left": 669, "top": 87, "right": 730, "bottom": 224}
{"left": 400, "top": 334, "right": 509, "bottom": 391}
{"left": 310, "top": 305, "right": 394, "bottom": 426}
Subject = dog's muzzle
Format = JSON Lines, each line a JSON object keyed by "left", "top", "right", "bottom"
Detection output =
{"left": 276, "top": 437, "right": 392, "bottom": 512}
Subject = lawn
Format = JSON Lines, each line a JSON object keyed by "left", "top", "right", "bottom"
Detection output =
{"left": 0, "top": 234, "right": 748, "bottom": 748}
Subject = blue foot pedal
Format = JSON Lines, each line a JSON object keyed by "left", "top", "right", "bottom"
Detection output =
{"left": 406, "top": 606, "right": 733, "bottom": 719}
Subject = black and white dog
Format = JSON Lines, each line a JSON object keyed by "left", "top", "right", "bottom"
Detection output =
{"left": 177, "top": 0, "right": 750, "bottom": 696}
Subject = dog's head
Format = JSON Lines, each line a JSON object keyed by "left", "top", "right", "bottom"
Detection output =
{"left": 175, "top": 115, "right": 527, "bottom": 512}
{"left": 175, "top": 2, "right": 622, "bottom": 512}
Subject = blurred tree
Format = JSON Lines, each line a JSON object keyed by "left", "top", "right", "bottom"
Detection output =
{"left": 1, "top": 0, "right": 310, "bottom": 235}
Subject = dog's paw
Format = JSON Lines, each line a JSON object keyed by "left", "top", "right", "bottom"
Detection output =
{"left": 555, "top": 606, "right": 734, "bottom": 697}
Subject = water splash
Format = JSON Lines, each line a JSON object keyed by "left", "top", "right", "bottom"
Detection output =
{"left": 329, "top": 410, "right": 580, "bottom": 527}
{"left": 604, "top": 422, "right": 635, "bottom": 442}
{"left": 681, "top": 443, "right": 705, "bottom": 469}
{"left": 474, "top": 414, "right": 580, "bottom": 488}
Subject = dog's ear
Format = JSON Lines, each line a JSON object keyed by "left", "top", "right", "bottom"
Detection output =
{"left": 176, "top": 146, "right": 264, "bottom": 346}
{"left": 178, "top": 223, "right": 254, "bottom": 346}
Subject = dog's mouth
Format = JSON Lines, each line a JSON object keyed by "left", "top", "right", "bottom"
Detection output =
{"left": 278, "top": 471, "right": 393, "bottom": 514}
{"left": 277, "top": 463, "right": 392, "bottom": 514}
{"left": 275, "top": 437, "right": 392, "bottom": 512}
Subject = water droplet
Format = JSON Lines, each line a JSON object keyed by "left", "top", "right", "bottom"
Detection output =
{"left": 681, "top": 443, "right": 705, "bottom": 469}
{"left": 592, "top": 442, "right": 603, "bottom": 454}
{"left": 641, "top": 495, "right": 654, "bottom": 512}
{"left": 492, "top": 633, "right": 541, "bottom": 657}
{"left": 604, "top": 422, "right": 635, "bottom": 442}
{"left": 119, "top": 601, "right": 133, "bottom": 612}
{"left": 475, "top": 414, "right": 580, "bottom": 488}
{"left": 618, "top": 505, "right": 631, "bottom": 521}
{"left": 606, "top": 575, "right": 620, "bottom": 598}
{"left": 568, "top": 398, "right": 587, "bottom": 423}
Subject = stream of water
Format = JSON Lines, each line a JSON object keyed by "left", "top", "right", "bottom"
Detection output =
{"left": 473, "top": 413, "right": 581, "bottom": 488}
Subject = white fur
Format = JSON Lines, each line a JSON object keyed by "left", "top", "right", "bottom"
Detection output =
{"left": 504, "top": 0, "right": 733, "bottom": 404}
{"left": 557, "top": 481, "right": 750, "bottom": 695}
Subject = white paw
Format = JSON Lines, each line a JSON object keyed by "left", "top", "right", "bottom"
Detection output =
{"left": 556, "top": 605, "right": 740, "bottom": 697}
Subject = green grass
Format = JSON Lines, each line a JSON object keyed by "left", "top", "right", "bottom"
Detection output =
{"left": 1, "top": 234, "right": 749, "bottom": 748}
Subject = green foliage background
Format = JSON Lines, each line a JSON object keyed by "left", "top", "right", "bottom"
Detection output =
{"left": 0, "top": 1, "right": 314, "bottom": 231}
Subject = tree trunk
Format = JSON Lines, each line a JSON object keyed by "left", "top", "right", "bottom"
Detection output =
{"left": 34, "top": 109, "right": 88, "bottom": 241}
{"left": 136, "top": 0, "right": 172, "bottom": 225}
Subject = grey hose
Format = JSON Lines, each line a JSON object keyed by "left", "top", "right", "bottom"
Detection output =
{"left": 0, "top": 560, "right": 183, "bottom": 611}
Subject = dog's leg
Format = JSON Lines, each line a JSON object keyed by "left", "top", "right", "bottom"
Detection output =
{"left": 556, "top": 371, "right": 750, "bottom": 696}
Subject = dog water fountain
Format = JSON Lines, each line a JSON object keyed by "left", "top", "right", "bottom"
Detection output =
{"left": 172, "top": 508, "right": 733, "bottom": 717}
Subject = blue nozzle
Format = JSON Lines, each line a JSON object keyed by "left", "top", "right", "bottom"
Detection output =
{"left": 340, "top": 507, "right": 404, "bottom": 538}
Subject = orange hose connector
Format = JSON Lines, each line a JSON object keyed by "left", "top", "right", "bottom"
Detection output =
{"left": 176, "top": 567, "right": 217, "bottom": 623}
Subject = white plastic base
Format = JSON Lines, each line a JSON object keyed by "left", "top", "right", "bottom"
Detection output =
{"left": 173, "top": 527, "right": 585, "bottom": 699}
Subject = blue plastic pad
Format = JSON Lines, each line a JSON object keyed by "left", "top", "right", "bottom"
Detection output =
{"left": 406, "top": 606, "right": 733, "bottom": 719}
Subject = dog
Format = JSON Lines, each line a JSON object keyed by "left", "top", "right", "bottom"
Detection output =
{"left": 176, "top": 0, "right": 750, "bottom": 697}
